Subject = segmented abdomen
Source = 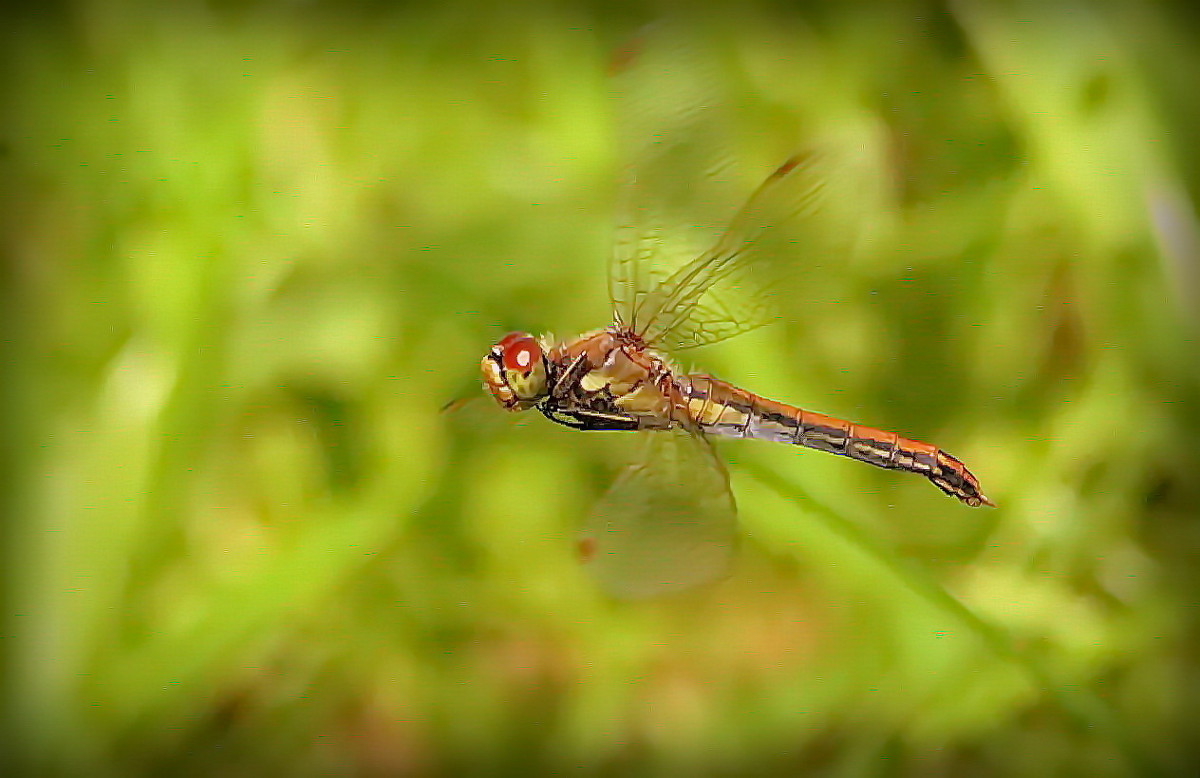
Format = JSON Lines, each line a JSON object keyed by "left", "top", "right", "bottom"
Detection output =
{"left": 678, "top": 375, "right": 992, "bottom": 507}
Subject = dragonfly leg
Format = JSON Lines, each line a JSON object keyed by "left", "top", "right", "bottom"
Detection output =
{"left": 550, "top": 353, "right": 591, "bottom": 400}
{"left": 539, "top": 405, "right": 639, "bottom": 432}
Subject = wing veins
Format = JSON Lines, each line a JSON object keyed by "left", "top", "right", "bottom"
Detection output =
{"left": 630, "top": 154, "right": 827, "bottom": 348}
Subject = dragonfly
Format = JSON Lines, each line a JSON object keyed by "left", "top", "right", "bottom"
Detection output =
{"left": 479, "top": 34, "right": 991, "bottom": 597}
{"left": 479, "top": 153, "right": 992, "bottom": 596}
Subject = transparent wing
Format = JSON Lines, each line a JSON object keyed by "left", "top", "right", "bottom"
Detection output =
{"left": 606, "top": 23, "right": 747, "bottom": 345}
{"left": 606, "top": 24, "right": 840, "bottom": 351}
{"left": 630, "top": 154, "right": 830, "bottom": 349}
{"left": 579, "top": 428, "right": 737, "bottom": 599}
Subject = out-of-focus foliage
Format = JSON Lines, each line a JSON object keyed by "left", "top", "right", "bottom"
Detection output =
{"left": 2, "top": 1, "right": 1198, "bottom": 775}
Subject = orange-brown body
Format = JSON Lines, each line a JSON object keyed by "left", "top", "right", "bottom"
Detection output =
{"left": 483, "top": 326, "right": 991, "bottom": 507}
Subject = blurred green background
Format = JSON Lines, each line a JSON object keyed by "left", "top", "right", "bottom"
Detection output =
{"left": 3, "top": 1, "right": 1199, "bottom": 775}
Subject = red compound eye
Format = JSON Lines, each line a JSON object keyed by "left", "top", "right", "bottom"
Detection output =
{"left": 498, "top": 332, "right": 542, "bottom": 373}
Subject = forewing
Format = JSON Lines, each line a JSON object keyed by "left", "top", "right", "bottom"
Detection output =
{"left": 633, "top": 153, "right": 832, "bottom": 349}
{"left": 579, "top": 428, "right": 737, "bottom": 599}
{"left": 606, "top": 25, "right": 845, "bottom": 351}
{"left": 607, "top": 24, "right": 757, "bottom": 340}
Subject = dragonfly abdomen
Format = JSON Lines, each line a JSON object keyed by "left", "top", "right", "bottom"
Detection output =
{"left": 680, "top": 375, "right": 992, "bottom": 507}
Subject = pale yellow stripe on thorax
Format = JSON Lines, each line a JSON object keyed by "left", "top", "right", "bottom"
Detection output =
{"left": 614, "top": 381, "right": 671, "bottom": 416}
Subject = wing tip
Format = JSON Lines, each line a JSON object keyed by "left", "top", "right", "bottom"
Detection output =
{"left": 771, "top": 155, "right": 803, "bottom": 179}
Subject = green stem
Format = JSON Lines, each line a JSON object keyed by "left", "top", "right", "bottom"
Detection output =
{"left": 739, "top": 457, "right": 1162, "bottom": 777}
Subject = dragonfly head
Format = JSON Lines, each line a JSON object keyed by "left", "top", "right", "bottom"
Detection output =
{"left": 481, "top": 332, "right": 548, "bottom": 411}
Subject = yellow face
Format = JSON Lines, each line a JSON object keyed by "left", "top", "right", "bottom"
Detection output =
{"left": 481, "top": 332, "right": 548, "bottom": 411}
